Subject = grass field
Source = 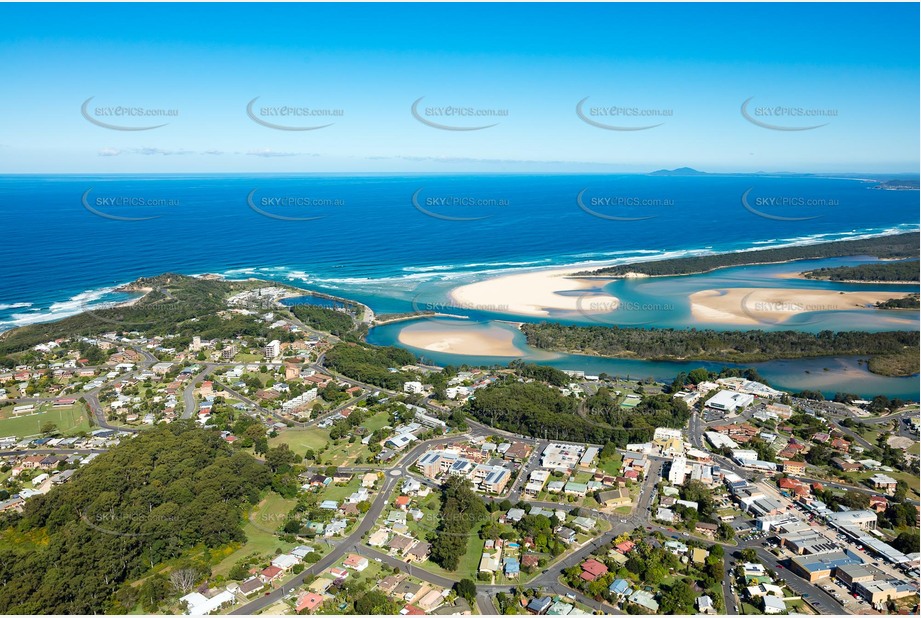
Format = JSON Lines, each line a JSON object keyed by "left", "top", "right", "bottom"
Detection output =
{"left": 596, "top": 453, "right": 623, "bottom": 476}
{"left": 316, "top": 476, "right": 364, "bottom": 503}
{"left": 0, "top": 402, "right": 91, "bottom": 438}
{"left": 269, "top": 410, "right": 391, "bottom": 466}
{"left": 416, "top": 523, "right": 486, "bottom": 582}
{"left": 212, "top": 492, "right": 298, "bottom": 577}
{"left": 361, "top": 411, "right": 391, "bottom": 433}
{"left": 269, "top": 427, "right": 331, "bottom": 453}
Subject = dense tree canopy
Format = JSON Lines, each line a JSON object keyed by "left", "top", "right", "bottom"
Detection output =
{"left": 581, "top": 233, "right": 918, "bottom": 277}
{"left": 323, "top": 342, "right": 417, "bottom": 389}
{"left": 429, "top": 477, "right": 488, "bottom": 571}
{"left": 289, "top": 303, "right": 356, "bottom": 337}
{"left": 0, "top": 422, "right": 272, "bottom": 614}
{"left": 803, "top": 260, "right": 919, "bottom": 283}
{"left": 521, "top": 324, "right": 919, "bottom": 376}
{"left": 464, "top": 377, "right": 689, "bottom": 445}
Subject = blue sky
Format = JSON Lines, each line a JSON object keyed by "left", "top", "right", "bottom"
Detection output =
{"left": 0, "top": 3, "right": 918, "bottom": 173}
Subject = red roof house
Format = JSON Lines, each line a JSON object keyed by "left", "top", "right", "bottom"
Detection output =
{"left": 580, "top": 559, "right": 609, "bottom": 582}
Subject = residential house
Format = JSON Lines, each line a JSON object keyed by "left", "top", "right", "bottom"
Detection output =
{"left": 260, "top": 566, "right": 283, "bottom": 583}
{"left": 343, "top": 554, "right": 369, "bottom": 571}
{"left": 696, "top": 522, "right": 719, "bottom": 538}
{"left": 580, "top": 559, "right": 608, "bottom": 582}
{"left": 295, "top": 592, "right": 325, "bottom": 614}
{"left": 239, "top": 577, "right": 264, "bottom": 596}
{"left": 527, "top": 597, "right": 552, "bottom": 615}
{"left": 406, "top": 541, "right": 430, "bottom": 563}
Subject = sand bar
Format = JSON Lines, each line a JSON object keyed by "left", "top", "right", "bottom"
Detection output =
{"left": 449, "top": 268, "right": 619, "bottom": 317}
{"left": 397, "top": 321, "right": 527, "bottom": 357}
{"left": 689, "top": 287, "right": 912, "bottom": 325}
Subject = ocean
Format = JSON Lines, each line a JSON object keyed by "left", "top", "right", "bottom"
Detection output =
{"left": 1, "top": 174, "right": 918, "bottom": 397}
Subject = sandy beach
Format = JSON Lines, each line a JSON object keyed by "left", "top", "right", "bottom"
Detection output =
{"left": 449, "top": 268, "right": 618, "bottom": 317}
{"left": 113, "top": 286, "right": 153, "bottom": 308}
{"left": 397, "top": 321, "right": 528, "bottom": 356}
{"left": 689, "top": 287, "right": 912, "bottom": 325}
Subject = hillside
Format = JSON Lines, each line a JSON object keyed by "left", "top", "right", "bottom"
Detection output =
{"left": 0, "top": 422, "right": 272, "bottom": 614}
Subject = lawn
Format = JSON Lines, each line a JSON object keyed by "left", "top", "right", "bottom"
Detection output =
{"left": 211, "top": 492, "right": 298, "bottom": 577}
{"left": 0, "top": 402, "right": 91, "bottom": 438}
{"left": 324, "top": 439, "right": 373, "bottom": 467}
{"left": 786, "top": 598, "right": 816, "bottom": 614}
{"left": 404, "top": 491, "right": 442, "bottom": 541}
{"left": 597, "top": 453, "right": 623, "bottom": 476}
{"left": 269, "top": 427, "right": 331, "bottom": 454}
{"left": 415, "top": 524, "right": 486, "bottom": 582}
{"left": 315, "top": 476, "right": 365, "bottom": 503}
{"left": 270, "top": 410, "right": 391, "bottom": 466}
{"left": 361, "top": 410, "right": 391, "bottom": 433}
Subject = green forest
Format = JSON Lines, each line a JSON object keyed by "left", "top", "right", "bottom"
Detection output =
{"left": 289, "top": 302, "right": 356, "bottom": 337}
{"left": 0, "top": 422, "right": 272, "bottom": 614}
{"left": 802, "top": 260, "right": 919, "bottom": 282}
{"left": 520, "top": 324, "right": 920, "bottom": 376}
{"left": 580, "top": 232, "right": 919, "bottom": 277}
{"left": 463, "top": 377, "right": 690, "bottom": 445}
{"left": 876, "top": 295, "right": 921, "bottom": 310}
{"left": 322, "top": 341, "right": 418, "bottom": 389}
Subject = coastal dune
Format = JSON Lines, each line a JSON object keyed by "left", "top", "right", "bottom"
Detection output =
{"left": 449, "top": 268, "right": 619, "bottom": 317}
{"left": 690, "top": 287, "right": 912, "bottom": 325}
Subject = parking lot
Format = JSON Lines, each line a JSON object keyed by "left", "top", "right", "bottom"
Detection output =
{"left": 817, "top": 578, "right": 869, "bottom": 612}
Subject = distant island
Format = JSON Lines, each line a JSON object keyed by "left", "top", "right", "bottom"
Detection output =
{"left": 648, "top": 167, "right": 708, "bottom": 176}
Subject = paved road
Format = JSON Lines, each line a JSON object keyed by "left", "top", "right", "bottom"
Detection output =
{"left": 229, "top": 342, "right": 881, "bottom": 616}
{"left": 752, "top": 547, "right": 844, "bottom": 615}
{"left": 181, "top": 366, "right": 214, "bottom": 419}
{"left": 230, "top": 435, "right": 461, "bottom": 615}
{"left": 83, "top": 386, "right": 140, "bottom": 433}
{"left": 231, "top": 469, "right": 403, "bottom": 615}
{"left": 475, "top": 593, "right": 499, "bottom": 615}
{"left": 77, "top": 338, "right": 164, "bottom": 434}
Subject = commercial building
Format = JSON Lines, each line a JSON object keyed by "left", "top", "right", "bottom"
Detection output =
{"left": 854, "top": 580, "right": 917, "bottom": 605}
{"left": 705, "top": 431, "right": 739, "bottom": 450}
{"left": 540, "top": 443, "right": 585, "bottom": 471}
{"left": 789, "top": 552, "right": 863, "bottom": 582}
{"left": 826, "top": 510, "right": 878, "bottom": 531}
{"left": 834, "top": 563, "right": 874, "bottom": 588}
{"left": 705, "top": 390, "right": 754, "bottom": 413}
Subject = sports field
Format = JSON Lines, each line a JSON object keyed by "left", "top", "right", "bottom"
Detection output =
{"left": 0, "top": 402, "right": 91, "bottom": 438}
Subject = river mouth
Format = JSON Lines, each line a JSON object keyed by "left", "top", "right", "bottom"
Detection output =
{"left": 362, "top": 257, "right": 919, "bottom": 399}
